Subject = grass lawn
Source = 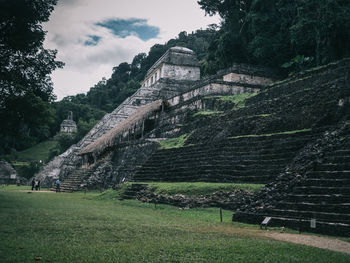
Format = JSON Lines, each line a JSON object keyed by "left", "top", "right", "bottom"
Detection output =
{"left": 0, "top": 187, "right": 349, "bottom": 263}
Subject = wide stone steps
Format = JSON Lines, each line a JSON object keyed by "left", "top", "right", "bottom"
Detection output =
{"left": 134, "top": 132, "right": 318, "bottom": 183}
{"left": 293, "top": 186, "right": 350, "bottom": 195}
{"left": 302, "top": 178, "right": 350, "bottom": 187}
{"left": 275, "top": 202, "right": 350, "bottom": 214}
{"left": 316, "top": 163, "right": 350, "bottom": 171}
{"left": 286, "top": 194, "right": 350, "bottom": 203}
{"left": 153, "top": 137, "right": 314, "bottom": 155}
{"left": 59, "top": 169, "right": 90, "bottom": 192}
{"left": 140, "top": 163, "right": 286, "bottom": 171}
{"left": 245, "top": 134, "right": 350, "bottom": 234}
{"left": 138, "top": 174, "right": 274, "bottom": 184}
{"left": 265, "top": 208, "right": 350, "bottom": 223}
{"left": 234, "top": 211, "right": 350, "bottom": 236}
{"left": 149, "top": 151, "right": 297, "bottom": 162}
{"left": 305, "top": 170, "right": 350, "bottom": 179}
{"left": 323, "top": 156, "right": 350, "bottom": 163}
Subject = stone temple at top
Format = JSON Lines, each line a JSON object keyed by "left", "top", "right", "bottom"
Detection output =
{"left": 141, "top": 46, "right": 200, "bottom": 88}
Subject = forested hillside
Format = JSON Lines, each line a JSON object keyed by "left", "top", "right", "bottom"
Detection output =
{"left": 1, "top": 0, "right": 350, "bottom": 158}
{"left": 199, "top": 0, "right": 350, "bottom": 74}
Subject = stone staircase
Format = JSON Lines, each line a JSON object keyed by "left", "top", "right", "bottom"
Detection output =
{"left": 58, "top": 168, "right": 91, "bottom": 192}
{"left": 133, "top": 131, "right": 317, "bottom": 183}
{"left": 234, "top": 131, "right": 350, "bottom": 236}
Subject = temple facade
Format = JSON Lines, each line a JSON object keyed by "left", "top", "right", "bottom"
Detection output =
{"left": 141, "top": 46, "right": 200, "bottom": 88}
{"left": 60, "top": 111, "right": 77, "bottom": 133}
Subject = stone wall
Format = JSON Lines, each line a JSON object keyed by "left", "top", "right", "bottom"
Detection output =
{"left": 223, "top": 73, "right": 274, "bottom": 86}
{"left": 161, "top": 64, "right": 200, "bottom": 81}
{"left": 167, "top": 81, "right": 259, "bottom": 107}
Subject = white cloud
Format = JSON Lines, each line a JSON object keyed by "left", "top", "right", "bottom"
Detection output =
{"left": 43, "top": 0, "right": 220, "bottom": 100}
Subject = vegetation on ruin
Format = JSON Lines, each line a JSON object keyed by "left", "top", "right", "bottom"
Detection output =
{"left": 229, "top": 129, "right": 312, "bottom": 139}
{"left": 1, "top": 188, "right": 349, "bottom": 263}
{"left": 193, "top": 110, "right": 223, "bottom": 117}
{"left": 159, "top": 133, "right": 193, "bottom": 149}
{"left": 133, "top": 182, "right": 264, "bottom": 196}
{"left": 206, "top": 93, "right": 258, "bottom": 109}
{"left": 101, "top": 182, "right": 264, "bottom": 199}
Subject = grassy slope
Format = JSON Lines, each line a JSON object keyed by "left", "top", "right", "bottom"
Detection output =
{"left": 159, "top": 133, "right": 193, "bottom": 149}
{"left": 2, "top": 140, "right": 58, "bottom": 179}
{"left": 15, "top": 140, "right": 58, "bottom": 162}
{"left": 0, "top": 188, "right": 349, "bottom": 263}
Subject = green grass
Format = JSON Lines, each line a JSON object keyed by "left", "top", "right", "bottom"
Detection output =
{"left": 229, "top": 129, "right": 312, "bottom": 139}
{"left": 159, "top": 132, "right": 193, "bottom": 149}
{"left": 246, "top": 114, "right": 271, "bottom": 118}
{"left": 127, "top": 182, "right": 264, "bottom": 196}
{"left": 15, "top": 140, "right": 58, "bottom": 161}
{"left": 0, "top": 188, "right": 349, "bottom": 263}
{"left": 0, "top": 185, "right": 49, "bottom": 191}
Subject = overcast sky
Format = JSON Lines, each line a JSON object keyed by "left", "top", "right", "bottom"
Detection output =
{"left": 43, "top": 0, "right": 220, "bottom": 100}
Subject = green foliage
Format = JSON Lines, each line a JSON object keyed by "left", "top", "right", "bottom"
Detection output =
{"left": 159, "top": 133, "right": 193, "bottom": 149}
{"left": 282, "top": 55, "right": 314, "bottom": 73}
{"left": 74, "top": 118, "right": 97, "bottom": 140}
{"left": 128, "top": 182, "right": 264, "bottom": 196}
{"left": 220, "top": 93, "right": 257, "bottom": 107}
{"left": 198, "top": 0, "right": 350, "bottom": 74}
{"left": 0, "top": 0, "right": 63, "bottom": 154}
{"left": 193, "top": 110, "right": 223, "bottom": 117}
{"left": 56, "top": 133, "right": 77, "bottom": 153}
{"left": 1, "top": 190, "right": 349, "bottom": 262}
{"left": 206, "top": 93, "right": 258, "bottom": 109}
{"left": 229, "top": 129, "right": 312, "bottom": 139}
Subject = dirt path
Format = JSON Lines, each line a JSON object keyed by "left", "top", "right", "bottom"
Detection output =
{"left": 196, "top": 226, "right": 350, "bottom": 254}
{"left": 263, "top": 231, "right": 350, "bottom": 254}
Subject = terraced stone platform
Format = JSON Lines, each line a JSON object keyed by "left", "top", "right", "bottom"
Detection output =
{"left": 234, "top": 130, "right": 350, "bottom": 236}
{"left": 133, "top": 131, "right": 317, "bottom": 183}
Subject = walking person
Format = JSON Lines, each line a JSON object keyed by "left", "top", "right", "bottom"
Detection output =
{"left": 35, "top": 180, "right": 39, "bottom": 191}
{"left": 37, "top": 180, "right": 41, "bottom": 191}
{"left": 56, "top": 179, "right": 61, "bottom": 193}
{"left": 31, "top": 178, "right": 35, "bottom": 191}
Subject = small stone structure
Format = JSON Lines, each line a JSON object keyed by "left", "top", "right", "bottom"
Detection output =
{"left": 60, "top": 111, "right": 77, "bottom": 133}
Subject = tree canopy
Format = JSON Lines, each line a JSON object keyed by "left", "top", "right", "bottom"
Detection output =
{"left": 198, "top": 0, "right": 350, "bottom": 73}
{"left": 0, "top": 0, "right": 63, "bottom": 154}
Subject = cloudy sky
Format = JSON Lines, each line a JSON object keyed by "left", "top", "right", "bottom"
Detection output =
{"left": 43, "top": 0, "right": 220, "bottom": 100}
